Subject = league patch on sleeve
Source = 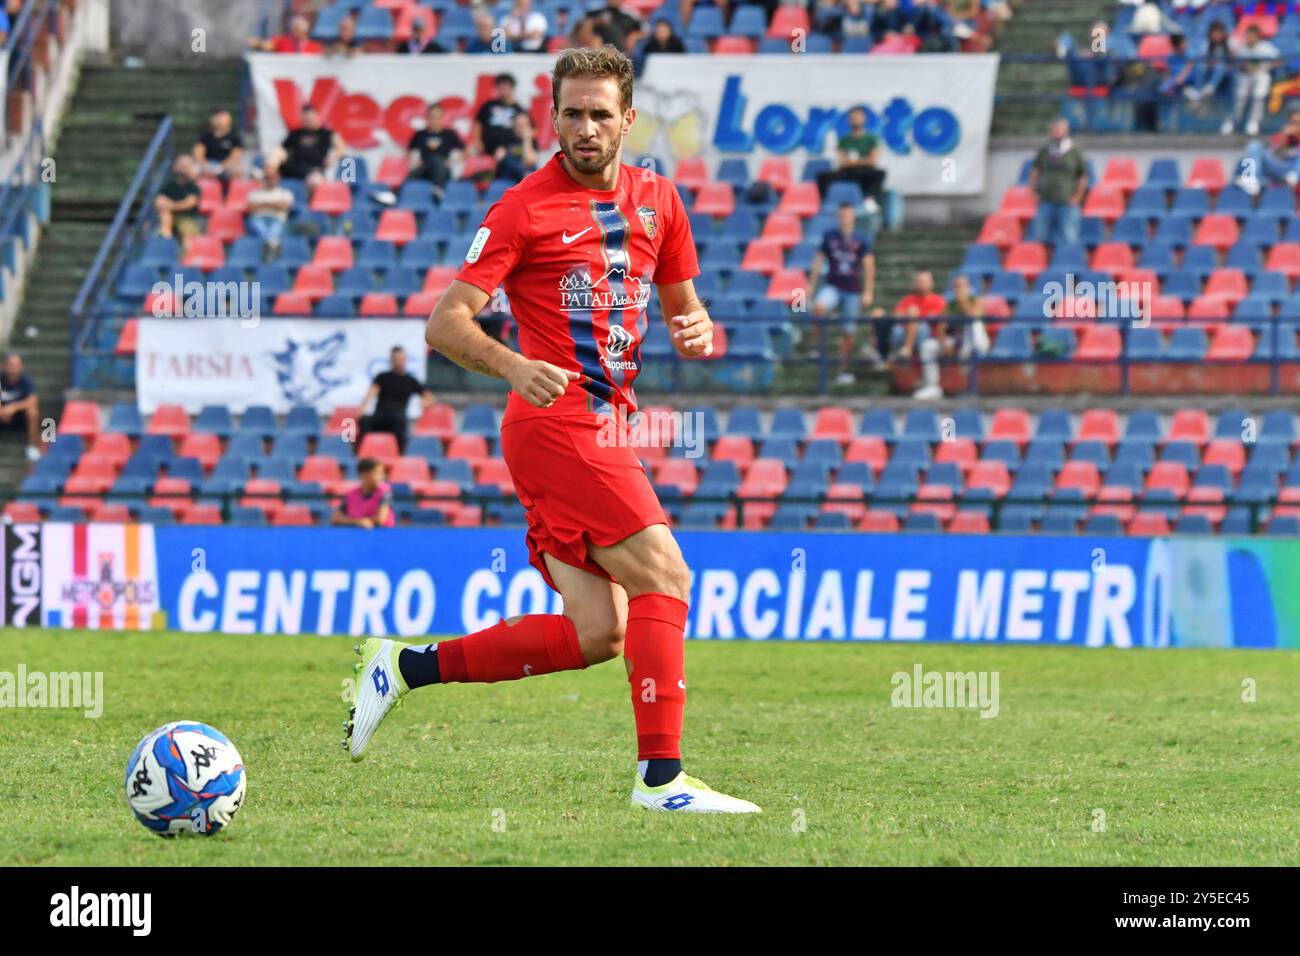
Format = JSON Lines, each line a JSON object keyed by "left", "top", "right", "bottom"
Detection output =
{"left": 466, "top": 226, "right": 491, "bottom": 263}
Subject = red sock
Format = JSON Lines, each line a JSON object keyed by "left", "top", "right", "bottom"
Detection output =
{"left": 437, "top": 614, "right": 586, "bottom": 683}
{"left": 624, "top": 593, "right": 688, "bottom": 760}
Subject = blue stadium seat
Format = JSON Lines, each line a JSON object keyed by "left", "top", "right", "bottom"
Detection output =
{"left": 729, "top": 4, "right": 768, "bottom": 39}
{"left": 355, "top": 6, "right": 395, "bottom": 40}
{"left": 725, "top": 406, "right": 763, "bottom": 439}
{"left": 1167, "top": 327, "right": 1208, "bottom": 360}
{"left": 686, "top": 6, "right": 726, "bottom": 38}
{"left": 105, "top": 403, "right": 144, "bottom": 437}
{"left": 859, "top": 409, "right": 896, "bottom": 441}
{"left": 239, "top": 405, "right": 278, "bottom": 439}
{"left": 768, "top": 407, "right": 807, "bottom": 441}
{"left": 902, "top": 512, "right": 942, "bottom": 533}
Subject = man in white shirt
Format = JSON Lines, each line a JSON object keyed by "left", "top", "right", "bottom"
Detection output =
{"left": 1223, "top": 25, "right": 1279, "bottom": 136}
{"left": 500, "top": 0, "right": 549, "bottom": 52}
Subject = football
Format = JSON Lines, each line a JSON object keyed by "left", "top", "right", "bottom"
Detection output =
{"left": 124, "top": 721, "right": 247, "bottom": 837}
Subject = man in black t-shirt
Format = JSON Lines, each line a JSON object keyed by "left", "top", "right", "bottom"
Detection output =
{"left": 153, "top": 155, "right": 202, "bottom": 254}
{"left": 193, "top": 109, "right": 244, "bottom": 182}
{"left": 0, "top": 352, "right": 42, "bottom": 462}
{"left": 408, "top": 104, "right": 464, "bottom": 190}
{"left": 472, "top": 74, "right": 525, "bottom": 158}
{"left": 270, "top": 105, "right": 339, "bottom": 193}
{"left": 359, "top": 346, "right": 434, "bottom": 452}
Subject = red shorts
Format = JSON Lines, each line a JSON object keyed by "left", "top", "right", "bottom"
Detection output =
{"left": 500, "top": 412, "right": 668, "bottom": 592}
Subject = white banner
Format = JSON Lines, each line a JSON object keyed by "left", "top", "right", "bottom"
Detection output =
{"left": 135, "top": 318, "right": 428, "bottom": 415}
{"left": 245, "top": 52, "right": 998, "bottom": 196}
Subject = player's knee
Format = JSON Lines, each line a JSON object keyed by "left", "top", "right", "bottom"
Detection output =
{"left": 575, "top": 615, "right": 625, "bottom": 664}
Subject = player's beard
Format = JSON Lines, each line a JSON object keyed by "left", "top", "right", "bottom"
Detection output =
{"left": 559, "top": 134, "right": 619, "bottom": 176}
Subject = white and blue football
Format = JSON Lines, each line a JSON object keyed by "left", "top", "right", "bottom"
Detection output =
{"left": 125, "top": 721, "right": 246, "bottom": 837}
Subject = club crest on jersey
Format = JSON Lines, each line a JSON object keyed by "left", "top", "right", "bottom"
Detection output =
{"left": 637, "top": 206, "right": 657, "bottom": 240}
{"left": 606, "top": 324, "right": 634, "bottom": 355}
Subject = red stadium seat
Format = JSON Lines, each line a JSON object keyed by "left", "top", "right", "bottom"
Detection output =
{"left": 89, "top": 503, "right": 132, "bottom": 523}
{"left": 359, "top": 292, "right": 400, "bottom": 316}
{"left": 404, "top": 292, "right": 439, "bottom": 316}
{"left": 713, "top": 35, "right": 756, "bottom": 54}
{"left": 299, "top": 456, "right": 343, "bottom": 484}
{"left": 913, "top": 484, "right": 955, "bottom": 522}
{"left": 948, "top": 511, "right": 990, "bottom": 533}
{"left": 740, "top": 459, "right": 789, "bottom": 498}
{"left": 376, "top": 155, "right": 409, "bottom": 189}
{"left": 1168, "top": 409, "right": 1210, "bottom": 445}
{"left": 673, "top": 156, "right": 710, "bottom": 191}
{"left": 183, "top": 235, "right": 224, "bottom": 270}
{"left": 968, "top": 460, "right": 1011, "bottom": 497}
{"left": 1265, "top": 243, "right": 1300, "bottom": 279}
{"left": 1004, "top": 242, "right": 1047, "bottom": 278}
{"left": 389, "top": 456, "right": 431, "bottom": 484}
{"left": 1183, "top": 486, "right": 1225, "bottom": 523}
{"left": 412, "top": 403, "right": 455, "bottom": 439}
{"left": 312, "top": 236, "right": 355, "bottom": 271}
{"left": 475, "top": 458, "right": 515, "bottom": 494}
{"left": 1150, "top": 294, "right": 1185, "bottom": 323}
{"left": 114, "top": 319, "right": 138, "bottom": 357}
{"left": 767, "top": 6, "right": 809, "bottom": 38}
{"left": 998, "top": 186, "right": 1037, "bottom": 221}
{"left": 1145, "top": 462, "right": 1190, "bottom": 498}
{"left": 358, "top": 432, "right": 401, "bottom": 464}
{"left": 375, "top": 209, "right": 417, "bottom": 244}
{"left": 1202, "top": 439, "right": 1246, "bottom": 476}
{"left": 224, "top": 178, "right": 256, "bottom": 213}
{"left": 1090, "top": 242, "right": 1135, "bottom": 274}
{"left": 148, "top": 404, "right": 190, "bottom": 438}
{"left": 1137, "top": 34, "right": 1173, "bottom": 60}
{"left": 3, "top": 501, "right": 41, "bottom": 522}
{"left": 756, "top": 157, "right": 794, "bottom": 192}
{"left": 857, "top": 510, "right": 900, "bottom": 532}
{"left": 310, "top": 181, "right": 353, "bottom": 215}
{"left": 274, "top": 292, "right": 314, "bottom": 315}
{"left": 980, "top": 295, "right": 1011, "bottom": 319}
{"left": 393, "top": 4, "right": 437, "bottom": 42}
{"left": 239, "top": 479, "right": 282, "bottom": 515}
{"left": 179, "top": 433, "right": 221, "bottom": 473}
{"left": 1187, "top": 296, "right": 1229, "bottom": 321}
{"left": 291, "top": 266, "right": 334, "bottom": 300}
{"left": 776, "top": 182, "right": 821, "bottom": 217}
{"left": 150, "top": 476, "right": 192, "bottom": 513}
{"left": 1076, "top": 325, "right": 1121, "bottom": 361}
{"left": 327, "top": 406, "right": 362, "bottom": 435}
{"left": 423, "top": 266, "right": 459, "bottom": 296}
{"left": 712, "top": 435, "right": 755, "bottom": 464}
{"left": 1077, "top": 409, "right": 1119, "bottom": 446}
{"left": 766, "top": 268, "right": 808, "bottom": 301}
{"left": 759, "top": 212, "right": 803, "bottom": 248}
{"left": 988, "top": 408, "right": 1031, "bottom": 446}
{"left": 692, "top": 181, "right": 736, "bottom": 217}
{"left": 821, "top": 483, "right": 866, "bottom": 522}
{"left": 1207, "top": 325, "right": 1253, "bottom": 361}
{"left": 843, "top": 436, "right": 888, "bottom": 474}
{"left": 1093, "top": 485, "right": 1135, "bottom": 522}
{"left": 73, "top": 455, "right": 119, "bottom": 484}
{"left": 1081, "top": 186, "right": 1126, "bottom": 221}
{"left": 206, "top": 207, "right": 245, "bottom": 243}
{"left": 1056, "top": 461, "right": 1100, "bottom": 495}
{"left": 446, "top": 434, "right": 489, "bottom": 464}
{"left": 976, "top": 213, "right": 1021, "bottom": 249}
{"left": 1186, "top": 157, "right": 1226, "bottom": 192}
{"left": 1127, "top": 512, "right": 1171, "bottom": 536}
{"left": 198, "top": 177, "right": 224, "bottom": 215}
{"left": 59, "top": 400, "right": 101, "bottom": 438}
{"left": 1194, "top": 215, "right": 1239, "bottom": 250}
{"left": 740, "top": 239, "right": 784, "bottom": 274}
{"left": 459, "top": 154, "right": 497, "bottom": 181}
{"left": 1234, "top": 14, "right": 1278, "bottom": 40}
{"left": 811, "top": 406, "right": 854, "bottom": 443}
{"left": 89, "top": 432, "right": 132, "bottom": 468}
{"left": 934, "top": 438, "right": 977, "bottom": 471}
{"left": 179, "top": 503, "right": 222, "bottom": 526}
{"left": 272, "top": 505, "right": 314, "bottom": 526}
{"left": 1101, "top": 158, "right": 1140, "bottom": 193}
{"left": 655, "top": 458, "right": 700, "bottom": 496}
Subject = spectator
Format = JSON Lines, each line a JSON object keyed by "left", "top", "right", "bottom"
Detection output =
{"left": 894, "top": 270, "right": 948, "bottom": 372}
{"left": 153, "top": 156, "right": 202, "bottom": 256}
{"left": 269, "top": 105, "right": 339, "bottom": 194}
{"left": 0, "top": 6, "right": 10, "bottom": 46}
{"left": 249, "top": 14, "right": 322, "bottom": 54}
{"left": 573, "top": 14, "right": 618, "bottom": 49}
{"left": 359, "top": 346, "right": 435, "bottom": 453}
{"left": 1056, "top": 20, "right": 1123, "bottom": 91}
{"left": 1028, "top": 118, "right": 1087, "bottom": 248}
{"left": 408, "top": 103, "right": 464, "bottom": 193}
{"left": 910, "top": 0, "right": 957, "bottom": 52}
{"left": 327, "top": 14, "right": 361, "bottom": 57}
{"left": 495, "top": 112, "right": 540, "bottom": 183}
{"left": 636, "top": 18, "right": 685, "bottom": 74}
{"left": 501, "top": 0, "right": 549, "bottom": 53}
{"left": 585, "top": 0, "right": 643, "bottom": 53}
{"left": 1223, "top": 25, "right": 1279, "bottom": 136}
{"left": 244, "top": 168, "right": 294, "bottom": 254}
{"left": 1235, "top": 108, "right": 1300, "bottom": 195}
{"left": 840, "top": 0, "right": 872, "bottom": 44}
{"left": 0, "top": 353, "right": 42, "bottom": 462}
{"left": 193, "top": 109, "right": 244, "bottom": 182}
{"left": 472, "top": 74, "right": 526, "bottom": 157}
{"left": 810, "top": 202, "right": 876, "bottom": 385}
{"left": 1159, "top": 33, "right": 1196, "bottom": 98}
{"left": 332, "top": 459, "right": 395, "bottom": 529}
{"left": 815, "top": 106, "right": 886, "bottom": 215}
{"left": 1184, "top": 21, "right": 1231, "bottom": 104}
{"left": 396, "top": 16, "right": 448, "bottom": 54}
{"left": 467, "top": 11, "right": 510, "bottom": 53}
{"left": 911, "top": 274, "right": 988, "bottom": 401}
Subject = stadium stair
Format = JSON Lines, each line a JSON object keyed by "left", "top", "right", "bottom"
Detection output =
{"left": 992, "top": 0, "right": 1116, "bottom": 136}
{"left": 0, "top": 58, "right": 243, "bottom": 495}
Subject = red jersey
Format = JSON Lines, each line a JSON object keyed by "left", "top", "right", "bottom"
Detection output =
{"left": 455, "top": 151, "right": 699, "bottom": 422}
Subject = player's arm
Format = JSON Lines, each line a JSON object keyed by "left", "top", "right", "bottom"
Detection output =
{"left": 426, "top": 279, "right": 578, "bottom": 407}
{"left": 656, "top": 278, "right": 713, "bottom": 358}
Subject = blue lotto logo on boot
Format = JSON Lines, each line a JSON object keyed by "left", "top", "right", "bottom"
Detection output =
{"left": 372, "top": 667, "right": 390, "bottom": 697}
{"left": 662, "top": 793, "right": 695, "bottom": 811}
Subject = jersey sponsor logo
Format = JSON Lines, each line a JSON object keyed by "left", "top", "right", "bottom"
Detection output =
{"left": 636, "top": 206, "right": 657, "bottom": 239}
{"left": 561, "top": 227, "right": 593, "bottom": 244}
{"left": 557, "top": 266, "right": 651, "bottom": 314}
{"left": 466, "top": 226, "right": 491, "bottom": 263}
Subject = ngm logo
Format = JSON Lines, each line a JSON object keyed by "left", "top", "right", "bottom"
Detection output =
{"left": 4, "top": 524, "right": 42, "bottom": 628}
{"left": 712, "top": 75, "right": 960, "bottom": 157}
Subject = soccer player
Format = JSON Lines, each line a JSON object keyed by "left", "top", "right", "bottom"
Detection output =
{"left": 344, "top": 45, "right": 759, "bottom": 813}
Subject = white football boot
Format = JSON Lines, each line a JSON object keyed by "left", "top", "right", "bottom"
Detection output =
{"left": 344, "top": 638, "right": 409, "bottom": 761}
{"left": 631, "top": 770, "right": 762, "bottom": 813}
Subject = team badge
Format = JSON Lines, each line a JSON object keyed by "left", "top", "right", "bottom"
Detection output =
{"left": 637, "top": 205, "right": 657, "bottom": 240}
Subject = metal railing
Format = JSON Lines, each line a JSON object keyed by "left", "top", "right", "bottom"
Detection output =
{"left": 0, "top": 119, "right": 44, "bottom": 255}
{"left": 3, "top": 0, "right": 62, "bottom": 136}
{"left": 69, "top": 117, "right": 175, "bottom": 387}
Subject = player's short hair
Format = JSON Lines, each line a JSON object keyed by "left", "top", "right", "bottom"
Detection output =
{"left": 358, "top": 458, "right": 381, "bottom": 474}
{"left": 551, "top": 45, "right": 634, "bottom": 114}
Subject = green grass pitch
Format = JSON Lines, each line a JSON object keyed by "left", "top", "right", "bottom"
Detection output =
{"left": 1, "top": 628, "right": 1297, "bottom": 865}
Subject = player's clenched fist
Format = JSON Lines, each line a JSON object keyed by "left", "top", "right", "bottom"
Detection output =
{"left": 670, "top": 310, "right": 714, "bottom": 358}
{"left": 508, "top": 358, "right": 581, "bottom": 407}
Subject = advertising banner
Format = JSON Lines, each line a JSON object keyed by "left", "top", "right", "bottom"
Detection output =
{"left": 135, "top": 318, "right": 428, "bottom": 414}
{"left": 245, "top": 52, "right": 998, "bottom": 196}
